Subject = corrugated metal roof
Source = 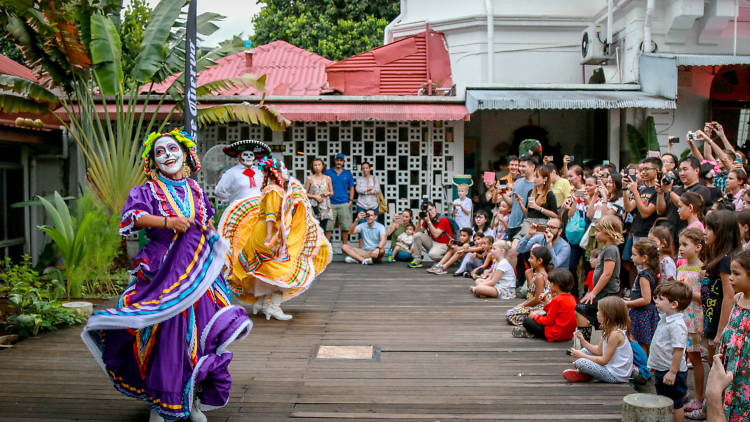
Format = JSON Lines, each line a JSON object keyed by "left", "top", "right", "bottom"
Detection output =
{"left": 0, "top": 54, "right": 38, "bottom": 81}
{"left": 466, "top": 89, "right": 676, "bottom": 112}
{"left": 147, "top": 40, "right": 333, "bottom": 96}
{"left": 266, "top": 103, "right": 469, "bottom": 122}
{"left": 326, "top": 30, "right": 453, "bottom": 96}
{"left": 643, "top": 53, "right": 750, "bottom": 67}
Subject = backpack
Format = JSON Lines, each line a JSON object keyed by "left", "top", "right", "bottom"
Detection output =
{"left": 565, "top": 209, "right": 587, "bottom": 245}
{"left": 443, "top": 216, "right": 461, "bottom": 241}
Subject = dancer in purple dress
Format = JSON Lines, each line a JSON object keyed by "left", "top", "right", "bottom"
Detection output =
{"left": 82, "top": 129, "right": 252, "bottom": 422}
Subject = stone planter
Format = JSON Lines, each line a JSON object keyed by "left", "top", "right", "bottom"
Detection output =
{"left": 62, "top": 301, "right": 94, "bottom": 317}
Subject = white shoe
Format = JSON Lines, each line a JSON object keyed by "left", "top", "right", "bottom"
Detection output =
{"left": 190, "top": 399, "right": 207, "bottom": 422}
{"left": 263, "top": 293, "right": 292, "bottom": 321}
{"left": 344, "top": 256, "right": 357, "bottom": 264}
{"left": 362, "top": 258, "right": 373, "bottom": 265}
{"left": 251, "top": 295, "right": 267, "bottom": 315}
{"left": 149, "top": 409, "right": 165, "bottom": 422}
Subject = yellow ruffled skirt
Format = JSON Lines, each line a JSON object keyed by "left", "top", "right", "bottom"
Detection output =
{"left": 218, "top": 179, "right": 331, "bottom": 304}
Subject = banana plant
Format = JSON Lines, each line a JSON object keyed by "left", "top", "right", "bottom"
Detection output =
{"left": 0, "top": 0, "right": 289, "bottom": 214}
{"left": 36, "top": 191, "right": 95, "bottom": 298}
{"left": 626, "top": 116, "right": 660, "bottom": 163}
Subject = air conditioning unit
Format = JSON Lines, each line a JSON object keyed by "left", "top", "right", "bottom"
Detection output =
{"left": 580, "top": 25, "right": 612, "bottom": 65}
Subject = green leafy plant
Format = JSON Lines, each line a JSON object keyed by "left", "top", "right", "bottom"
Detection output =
{"left": 625, "top": 116, "right": 660, "bottom": 163}
{"left": 68, "top": 192, "right": 123, "bottom": 297}
{"left": 1, "top": 256, "right": 84, "bottom": 339}
{"left": 36, "top": 191, "right": 94, "bottom": 298}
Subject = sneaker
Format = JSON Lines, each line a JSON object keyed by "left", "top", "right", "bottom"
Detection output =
{"left": 344, "top": 256, "right": 357, "bottom": 264}
{"left": 426, "top": 265, "right": 443, "bottom": 274}
{"left": 387, "top": 255, "right": 394, "bottom": 263}
{"left": 562, "top": 369, "right": 592, "bottom": 383}
{"left": 512, "top": 327, "right": 529, "bottom": 338}
{"left": 452, "top": 272, "right": 463, "bottom": 277}
{"left": 362, "top": 258, "right": 373, "bottom": 265}
{"left": 463, "top": 272, "right": 472, "bottom": 278}
{"left": 684, "top": 399, "right": 703, "bottom": 413}
{"left": 407, "top": 260, "right": 423, "bottom": 268}
{"left": 434, "top": 268, "right": 447, "bottom": 275}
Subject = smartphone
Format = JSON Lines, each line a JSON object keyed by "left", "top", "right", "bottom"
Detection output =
{"left": 688, "top": 132, "right": 695, "bottom": 141}
{"left": 499, "top": 180, "right": 508, "bottom": 187}
{"left": 736, "top": 158, "right": 743, "bottom": 164}
{"left": 569, "top": 155, "right": 575, "bottom": 161}
{"left": 576, "top": 189, "right": 585, "bottom": 197}
{"left": 603, "top": 160, "right": 610, "bottom": 166}
{"left": 668, "top": 136, "right": 679, "bottom": 144}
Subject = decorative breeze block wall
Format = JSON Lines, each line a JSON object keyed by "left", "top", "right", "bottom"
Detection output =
{"left": 197, "top": 121, "right": 458, "bottom": 249}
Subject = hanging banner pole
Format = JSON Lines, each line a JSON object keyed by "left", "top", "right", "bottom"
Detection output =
{"left": 184, "top": 0, "right": 198, "bottom": 140}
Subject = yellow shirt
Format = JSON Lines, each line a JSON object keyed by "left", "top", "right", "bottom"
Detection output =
{"left": 551, "top": 177, "right": 572, "bottom": 206}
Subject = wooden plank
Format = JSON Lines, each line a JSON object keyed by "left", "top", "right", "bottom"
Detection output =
{"left": 0, "top": 263, "right": 632, "bottom": 421}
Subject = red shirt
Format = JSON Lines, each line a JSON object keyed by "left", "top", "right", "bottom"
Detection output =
{"left": 585, "top": 270, "right": 594, "bottom": 293}
{"left": 532, "top": 293, "right": 577, "bottom": 342}
{"left": 422, "top": 216, "right": 452, "bottom": 245}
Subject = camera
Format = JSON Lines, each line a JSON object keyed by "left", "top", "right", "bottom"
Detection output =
{"left": 661, "top": 173, "right": 676, "bottom": 185}
{"left": 688, "top": 132, "right": 695, "bottom": 141}
{"left": 668, "top": 136, "right": 679, "bottom": 144}
{"left": 418, "top": 195, "right": 430, "bottom": 219}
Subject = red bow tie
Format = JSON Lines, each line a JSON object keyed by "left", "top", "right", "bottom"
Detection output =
{"left": 243, "top": 168, "right": 257, "bottom": 188}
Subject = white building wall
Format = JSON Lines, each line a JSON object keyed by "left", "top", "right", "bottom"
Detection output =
{"left": 388, "top": 0, "right": 750, "bottom": 165}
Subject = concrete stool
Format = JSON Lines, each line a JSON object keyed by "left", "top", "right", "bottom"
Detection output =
{"left": 622, "top": 393, "right": 673, "bottom": 421}
{"left": 62, "top": 301, "right": 94, "bottom": 317}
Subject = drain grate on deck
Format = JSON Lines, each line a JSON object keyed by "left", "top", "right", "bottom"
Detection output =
{"left": 313, "top": 345, "right": 380, "bottom": 361}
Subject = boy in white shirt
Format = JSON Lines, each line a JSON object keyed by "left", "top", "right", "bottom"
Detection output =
{"left": 453, "top": 184, "right": 472, "bottom": 229}
{"left": 647, "top": 281, "right": 693, "bottom": 422}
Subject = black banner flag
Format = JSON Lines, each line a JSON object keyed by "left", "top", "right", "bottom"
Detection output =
{"left": 184, "top": 0, "right": 198, "bottom": 140}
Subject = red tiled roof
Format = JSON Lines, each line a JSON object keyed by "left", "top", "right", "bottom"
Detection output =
{"left": 0, "top": 54, "right": 38, "bottom": 81}
{"left": 325, "top": 30, "right": 453, "bottom": 96}
{"left": 147, "top": 40, "right": 333, "bottom": 96}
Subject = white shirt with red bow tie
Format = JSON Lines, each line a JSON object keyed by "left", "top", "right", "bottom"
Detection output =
{"left": 214, "top": 163, "right": 264, "bottom": 204}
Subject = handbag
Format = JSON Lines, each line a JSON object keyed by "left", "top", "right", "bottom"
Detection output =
{"left": 376, "top": 190, "right": 388, "bottom": 215}
{"left": 579, "top": 224, "right": 592, "bottom": 249}
{"left": 565, "top": 209, "right": 587, "bottom": 245}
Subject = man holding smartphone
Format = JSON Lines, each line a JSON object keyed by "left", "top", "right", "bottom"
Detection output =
{"left": 624, "top": 157, "right": 660, "bottom": 242}
{"left": 503, "top": 155, "right": 536, "bottom": 241}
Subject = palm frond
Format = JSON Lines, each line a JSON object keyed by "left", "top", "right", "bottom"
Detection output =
{"left": 197, "top": 102, "right": 290, "bottom": 132}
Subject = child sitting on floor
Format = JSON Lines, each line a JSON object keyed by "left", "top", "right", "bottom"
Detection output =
{"left": 470, "top": 240, "right": 515, "bottom": 299}
{"left": 389, "top": 223, "right": 415, "bottom": 263}
{"left": 563, "top": 296, "right": 633, "bottom": 383}
{"left": 584, "top": 249, "right": 600, "bottom": 295}
{"left": 505, "top": 246, "right": 552, "bottom": 325}
{"left": 429, "top": 228, "right": 473, "bottom": 274}
{"left": 453, "top": 233, "right": 486, "bottom": 277}
{"left": 513, "top": 268, "right": 577, "bottom": 341}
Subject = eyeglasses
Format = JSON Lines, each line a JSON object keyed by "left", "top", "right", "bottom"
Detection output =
{"left": 638, "top": 167, "right": 658, "bottom": 172}
{"left": 546, "top": 225, "right": 561, "bottom": 230}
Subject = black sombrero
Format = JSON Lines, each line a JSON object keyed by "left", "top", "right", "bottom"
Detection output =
{"left": 222, "top": 139, "right": 272, "bottom": 158}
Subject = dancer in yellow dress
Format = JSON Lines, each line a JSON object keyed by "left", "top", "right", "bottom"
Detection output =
{"left": 219, "top": 156, "right": 331, "bottom": 320}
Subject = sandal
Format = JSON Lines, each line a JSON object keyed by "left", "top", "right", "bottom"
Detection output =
{"left": 684, "top": 408, "right": 705, "bottom": 420}
{"left": 683, "top": 399, "right": 703, "bottom": 413}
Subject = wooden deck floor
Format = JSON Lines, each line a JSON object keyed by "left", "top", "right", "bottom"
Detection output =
{"left": 0, "top": 263, "right": 633, "bottom": 421}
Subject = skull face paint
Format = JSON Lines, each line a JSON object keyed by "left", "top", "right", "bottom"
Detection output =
{"left": 153, "top": 136, "right": 184, "bottom": 176}
{"left": 239, "top": 150, "right": 254, "bottom": 167}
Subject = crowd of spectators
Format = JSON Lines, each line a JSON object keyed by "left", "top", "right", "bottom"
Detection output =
{"left": 305, "top": 122, "right": 750, "bottom": 422}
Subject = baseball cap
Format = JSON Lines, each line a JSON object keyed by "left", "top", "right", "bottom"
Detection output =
{"left": 335, "top": 153, "right": 346, "bottom": 160}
